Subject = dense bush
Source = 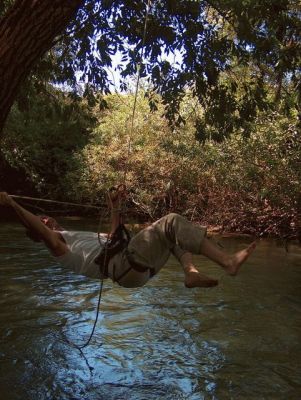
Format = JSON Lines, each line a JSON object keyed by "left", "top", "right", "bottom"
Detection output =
{"left": 1, "top": 87, "right": 299, "bottom": 238}
{"left": 63, "top": 92, "right": 300, "bottom": 238}
{"left": 1, "top": 85, "right": 96, "bottom": 197}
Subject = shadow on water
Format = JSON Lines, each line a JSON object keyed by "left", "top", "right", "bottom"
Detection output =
{"left": 0, "top": 220, "right": 301, "bottom": 399}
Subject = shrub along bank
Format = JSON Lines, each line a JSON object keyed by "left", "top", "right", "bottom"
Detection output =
{"left": 1, "top": 90, "right": 300, "bottom": 240}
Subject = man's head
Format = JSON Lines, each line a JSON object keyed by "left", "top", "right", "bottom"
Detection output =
{"left": 39, "top": 215, "right": 63, "bottom": 230}
{"left": 26, "top": 215, "right": 63, "bottom": 242}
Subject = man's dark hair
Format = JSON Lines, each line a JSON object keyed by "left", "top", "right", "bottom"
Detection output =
{"left": 26, "top": 215, "right": 63, "bottom": 242}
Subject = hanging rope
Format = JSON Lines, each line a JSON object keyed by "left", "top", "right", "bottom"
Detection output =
{"left": 78, "top": 277, "right": 104, "bottom": 349}
{"left": 123, "top": 0, "right": 152, "bottom": 183}
{"left": 73, "top": 1, "right": 152, "bottom": 349}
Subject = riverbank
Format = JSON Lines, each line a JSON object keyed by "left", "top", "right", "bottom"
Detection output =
{"left": 0, "top": 204, "right": 300, "bottom": 243}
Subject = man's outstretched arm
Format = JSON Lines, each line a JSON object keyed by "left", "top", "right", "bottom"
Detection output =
{"left": 0, "top": 192, "right": 67, "bottom": 255}
{"left": 107, "top": 185, "right": 127, "bottom": 237}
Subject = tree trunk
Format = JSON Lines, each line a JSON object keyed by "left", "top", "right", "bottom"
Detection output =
{"left": 0, "top": 0, "right": 84, "bottom": 136}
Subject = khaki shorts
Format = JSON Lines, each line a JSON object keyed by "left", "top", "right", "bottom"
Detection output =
{"left": 108, "top": 213, "right": 207, "bottom": 288}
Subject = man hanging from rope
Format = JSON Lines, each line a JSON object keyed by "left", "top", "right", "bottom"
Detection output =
{"left": 0, "top": 189, "right": 256, "bottom": 288}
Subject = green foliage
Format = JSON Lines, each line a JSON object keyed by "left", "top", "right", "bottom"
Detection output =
{"left": 1, "top": 0, "right": 300, "bottom": 235}
{"left": 1, "top": 82, "right": 299, "bottom": 237}
{"left": 69, "top": 0, "right": 301, "bottom": 137}
{"left": 1, "top": 84, "right": 96, "bottom": 197}
{"left": 196, "top": 114, "right": 300, "bottom": 236}
{"left": 2, "top": 0, "right": 299, "bottom": 140}
{"left": 0, "top": 0, "right": 14, "bottom": 16}
{"left": 60, "top": 90, "right": 300, "bottom": 237}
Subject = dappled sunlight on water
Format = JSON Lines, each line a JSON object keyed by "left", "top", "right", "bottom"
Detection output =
{"left": 0, "top": 221, "right": 300, "bottom": 399}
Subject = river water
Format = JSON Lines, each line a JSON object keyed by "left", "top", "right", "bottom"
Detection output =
{"left": 0, "top": 219, "right": 300, "bottom": 400}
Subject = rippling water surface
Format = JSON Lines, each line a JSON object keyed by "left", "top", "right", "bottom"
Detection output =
{"left": 0, "top": 219, "right": 300, "bottom": 400}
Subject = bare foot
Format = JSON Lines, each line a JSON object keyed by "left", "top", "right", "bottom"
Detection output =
{"left": 226, "top": 241, "right": 257, "bottom": 276}
{"left": 184, "top": 271, "right": 218, "bottom": 288}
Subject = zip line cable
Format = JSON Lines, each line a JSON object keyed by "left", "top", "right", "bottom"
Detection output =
{"left": 10, "top": 195, "right": 103, "bottom": 210}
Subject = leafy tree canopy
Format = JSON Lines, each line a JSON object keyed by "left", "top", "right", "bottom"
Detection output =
{"left": 54, "top": 0, "right": 301, "bottom": 138}
{"left": 2, "top": 0, "right": 301, "bottom": 140}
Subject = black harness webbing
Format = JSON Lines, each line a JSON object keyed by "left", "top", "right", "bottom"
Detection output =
{"left": 94, "top": 223, "right": 155, "bottom": 283}
{"left": 94, "top": 223, "right": 130, "bottom": 277}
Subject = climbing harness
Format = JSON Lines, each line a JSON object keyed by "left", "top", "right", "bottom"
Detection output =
{"left": 78, "top": 184, "right": 129, "bottom": 349}
{"left": 95, "top": 222, "right": 131, "bottom": 278}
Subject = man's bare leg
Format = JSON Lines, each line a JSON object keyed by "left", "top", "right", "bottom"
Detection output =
{"left": 180, "top": 252, "right": 218, "bottom": 288}
{"left": 200, "top": 238, "right": 256, "bottom": 276}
